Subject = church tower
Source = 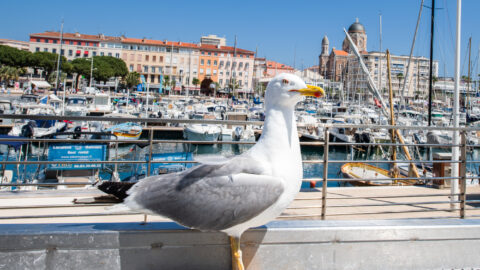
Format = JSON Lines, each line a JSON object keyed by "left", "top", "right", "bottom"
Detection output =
{"left": 319, "top": 35, "right": 329, "bottom": 76}
{"left": 342, "top": 18, "right": 367, "bottom": 53}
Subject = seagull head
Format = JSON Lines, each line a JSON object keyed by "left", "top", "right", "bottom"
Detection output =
{"left": 265, "top": 73, "right": 324, "bottom": 109}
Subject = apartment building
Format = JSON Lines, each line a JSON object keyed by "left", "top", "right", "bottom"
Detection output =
{"left": 29, "top": 31, "right": 255, "bottom": 93}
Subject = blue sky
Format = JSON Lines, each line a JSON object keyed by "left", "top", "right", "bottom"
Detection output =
{"left": 2, "top": 0, "right": 479, "bottom": 77}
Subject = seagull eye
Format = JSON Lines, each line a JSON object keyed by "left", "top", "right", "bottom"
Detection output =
{"left": 282, "top": 79, "right": 289, "bottom": 85}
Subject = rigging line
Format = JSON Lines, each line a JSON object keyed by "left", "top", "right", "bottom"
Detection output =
{"left": 460, "top": 39, "right": 470, "bottom": 77}
{"left": 443, "top": 0, "right": 456, "bottom": 53}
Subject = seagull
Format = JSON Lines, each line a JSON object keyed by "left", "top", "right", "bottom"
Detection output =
{"left": 120, "top": 73, "right": 324, "bottom": 269}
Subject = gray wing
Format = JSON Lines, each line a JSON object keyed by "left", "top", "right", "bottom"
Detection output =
{"left": 124, "top": 156, "right": 284, "bottom": 231}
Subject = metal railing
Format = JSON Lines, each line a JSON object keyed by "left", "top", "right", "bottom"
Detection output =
{"left": 0, "top": 114, "right": 479, "bottom": 221}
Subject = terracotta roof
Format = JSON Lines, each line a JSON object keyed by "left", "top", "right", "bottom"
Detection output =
{"left": 333, "top": 49, "right": 349, "bottom": 56}
{"left": 30, "top": 31, "right": 255, "bottom": 53}
{"left": 266, "top": 60, "right": 294, "bottom": 70}
{"left": 30, "top": 31, "right": 120, "bottom": 41}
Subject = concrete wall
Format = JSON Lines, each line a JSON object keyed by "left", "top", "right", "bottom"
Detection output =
{"left": 1, "top": 219, "right": 479, "bottom": 270}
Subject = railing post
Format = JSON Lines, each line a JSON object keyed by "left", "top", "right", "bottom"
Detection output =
{"left": 147, "top": 129, "right": 153, "bottom": 177}
{"left": 321, "top": 127, "right": 330, "bottom": 220}
{"left": 459, "top": 130, "right": 467, "bottom": 219}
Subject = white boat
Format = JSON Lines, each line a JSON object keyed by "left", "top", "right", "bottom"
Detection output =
{"left": 89, "top": 93, "right": 112, "bottom": 115}
{"left": 184, "top": 124, "right": 221, "bottom": 142}
{"left": 65, "top": 96, "right": 88, "bottom": 117}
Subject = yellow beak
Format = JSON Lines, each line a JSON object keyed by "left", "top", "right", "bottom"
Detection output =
{"left": 290, "top": 85, "right": 325, "bottom": 98}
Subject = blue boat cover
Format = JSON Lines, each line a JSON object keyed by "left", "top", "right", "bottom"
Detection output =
{"left": 0, "top": 135, "right": 28, "bottom": 150}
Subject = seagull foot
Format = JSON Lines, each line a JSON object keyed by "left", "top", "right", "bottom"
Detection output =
{"left": 229, "top": 236, "right": 245, "bottom": 270}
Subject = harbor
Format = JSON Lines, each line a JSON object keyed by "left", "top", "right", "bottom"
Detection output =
{"left": 1, "top": 0, "right": 480, "bottom": 268}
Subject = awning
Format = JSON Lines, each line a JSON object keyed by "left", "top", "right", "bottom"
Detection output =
{"left": 30, "top": 80, "right": 51, "bottom": 88}
{"left": 76, "top": 50, "right": 81, "bottom": 54}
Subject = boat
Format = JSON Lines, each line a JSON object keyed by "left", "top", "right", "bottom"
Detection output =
{"left": 106, "top": 122, "right": 142, "bottom": 141}
{"left": 88, "top": 93, "right": 112, "bottom": 116}
{"left": 64, "top": 96, "right": 88, "bottom": 117}
{"left": 341, "top": 163, "right": 414, "bottom": 186}
{"left": 184, "top": 124, "right": 221, "bottom": 142}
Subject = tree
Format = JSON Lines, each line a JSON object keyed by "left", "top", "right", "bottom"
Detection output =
{"left": 163, "top": 75, "right": 170, "bottom": 93}
{"left": 125, "top": 72, "right": 140, "bottom": 91}
{"left": 396, "top": 73, "right": 404, "bottom": 96}
{"left": 192, "top": 77, "right": 200, "bottom": 89}
{"left": 0, "top": 66, "right": 26, "bottom": 85}
{"left": 0, "top": 45, "right": 31, "bottom": 67}
{"left": 29, "top": 51, "right": 69, "bottom": 79}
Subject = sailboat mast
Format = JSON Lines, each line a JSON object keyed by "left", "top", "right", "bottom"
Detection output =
{"left": 378, "top": 13, "right": 382, "bottom": 93}
{"left": 55, "top": 20, "right": 64, "bottom": 93}
{"left": 428, "top": 0, "right": 435, "bottom": 126}
{"left": 451, "top": 0, "right": 462, "bottom": 210}
{"left": 467, "top": 37, "right": 472, "bottom": 109}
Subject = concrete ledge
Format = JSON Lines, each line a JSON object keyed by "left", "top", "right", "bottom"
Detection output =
{"left": 1, "top": 219, "right": 480, "bottom": 270}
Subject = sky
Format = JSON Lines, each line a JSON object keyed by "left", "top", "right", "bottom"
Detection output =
{"left": 1, "top": 0, "right": 479, "bottom": 78}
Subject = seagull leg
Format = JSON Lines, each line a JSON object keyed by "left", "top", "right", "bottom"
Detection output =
{"left": 229, "top": 236, "right": 245, "bottom": 270}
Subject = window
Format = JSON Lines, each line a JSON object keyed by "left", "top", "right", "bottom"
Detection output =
{"left": 100, "top": 52, "right": 105, "bottom": 56}
{"left": 219, "top": 71, "right": 223, "bottom": 76}
{"left": 43, "top": 48, "right": 48, "bottom": 52}
{"left": 207, "top": 60, "right": 211, "bottom": 65}
{"left": 70, "top": 41, "right": 73, "bottom": 45}
{"left": 36, "top": 38, "right": 40, "bottom": 42}
{"left": 220, "top": 61, "right": 224, "bottom": 66}
{"left": 108, "top": 52, "right": 112, "bottom": 56}
{"left": 151, "top": 66, "right": 155, "bottom": 73}
{"left": 208, "top": 52, "right": 211, "bottom": 56}
{"left": 77, "top": 41, "right": 81, "bottom": 45}
{"left": 158, "top": 67, "right": 162, "bottom": 73}
{"left": 200, "top": 59, "right": 204, "bottom": 65}
{"left": 144, "top": 66, "right": 148, "bottom": 73}
{"left": 213, "top": 69, "right": 217, "bottom": 75}
{"left": 115, "top": 53, "right": 120, "bottom": 58}
{"left": 214, "top": 60, "right": 217, "bottom": 66}
{"left": 137, "top": 55, "right": 142, "bottom": 61}
{"left": 206, "top": 69, "right": 211, "bottom": 75}
{"left": 137, "top": 64, "right": 141, "bottom": 72}
{"left": 214, "top": 52, "right": 218, "bottom": 56}
{"left": 145, "top": 55, "right": 149, "bottom": 61}
{"left": 200, "top": 68, "right": 204, "bottom": 74}
{"left": 35, "top": 47, "right": 40, "bottom": 52}
{"left": 150, "top": 75, "right": 155, "bottom": 83}
{"left": 44, "top": 39, "right": 49, "bottom": 43}
{"left": 159, "top": 56, "right": 163, "bottom": 62}
{"left": 92, "top": 51, "right": 97, "bottom": 57}
{"left": 239, "top": 72, "right": 242, "bottom": 76}
{"left": 172, "top": 57, "right": 177, "bottom": 64}
{"left": 86, "top": 42, "right": 89, "bottom": 46}
{"left": 219, "top": 79, "right": 223, "bottom": 84}
{"left": 53, "top": 40, "right": 57, "bottom": 44}
{"left": 153, "top": 56, "right": 156, "bottom": 62}
{"left": 129, "top": 65, "right": 133, "bottom": 72}
{"left": 201, "top": 51, "right": 204, "bottom": 55}
{"left": 68, "top": 50, "right": 73, "bottom": 56}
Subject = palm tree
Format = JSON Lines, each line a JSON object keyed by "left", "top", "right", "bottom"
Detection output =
{"left": 0, "top": 66, "right": 25, "bottom": 86}
{"left": 124, "top": 72, "right": 140, "bottom": 92}
{"left": 396, "top": 73, "right": 404, "bottom": 97}
{"left": 163, "top": 75, "right": 170, "bottom": 94}
{"left": 192, "top": 78, "right": 200, "bottom": 90}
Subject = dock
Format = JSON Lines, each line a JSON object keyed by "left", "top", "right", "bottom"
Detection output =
{"left": 1, "top": 186, "right": 480, "bottom": 270}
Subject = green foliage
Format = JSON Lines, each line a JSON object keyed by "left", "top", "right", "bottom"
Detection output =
{"left": 192, "top": 77, "right": 199, "bottom": 86}
{"left": 125, "top": 72, "right": 140, "bottom": 89}
{"left": 0, "top": 66, "right": 26, "bottom": 83}
{"left": 29, "top": 51, "right": 69, "bottom": 79}
{"left": 0, "top": 45, "right": 31, "bottom": 67}
{"left": 163, "top": 75, "right": 170, "bottom": 88}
